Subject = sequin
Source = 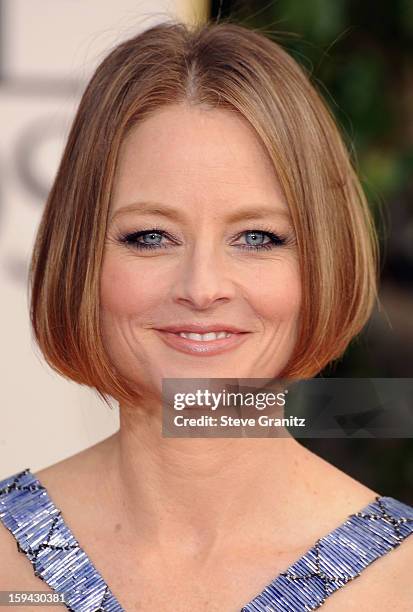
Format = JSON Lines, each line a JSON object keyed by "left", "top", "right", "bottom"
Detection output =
{"left": 1, "top": 468, "right": 413, "bottom": 611}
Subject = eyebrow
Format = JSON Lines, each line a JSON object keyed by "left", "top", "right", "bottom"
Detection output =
{"left": 110, "top": 201, "right": 291, "bottom": 223}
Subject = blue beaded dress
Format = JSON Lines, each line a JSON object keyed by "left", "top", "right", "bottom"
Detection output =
{"left": 1, "top": 468, "right": 413, "bottom": 611}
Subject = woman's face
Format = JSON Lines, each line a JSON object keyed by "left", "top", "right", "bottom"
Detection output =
{"left": 100, "top": 103, "right": 301, "bottom": 398}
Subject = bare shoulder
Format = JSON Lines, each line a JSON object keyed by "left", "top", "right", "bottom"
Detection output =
{"left": 295, "top": 445, "right": 413, "bottom": 609}
{"left": 0, "top": 435, "right": 116, "bottom": 590}
{"left": 34, "top": 433, "right": 116, "bottom": 486}
{"left": 30, "top": 433, "right": 118, "bottom": 520}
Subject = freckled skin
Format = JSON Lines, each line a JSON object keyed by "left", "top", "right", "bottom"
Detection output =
{"left": 100, "top": 102, "right": 301, "bottom": 402}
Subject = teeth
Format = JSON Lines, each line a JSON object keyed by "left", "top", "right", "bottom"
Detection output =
{"left": 177, "top": 331, "right": 232, "bottom": 341}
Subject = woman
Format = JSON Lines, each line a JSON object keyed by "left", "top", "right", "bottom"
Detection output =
{"left": 1, "top": 20, "right": 412, "bottom": 611}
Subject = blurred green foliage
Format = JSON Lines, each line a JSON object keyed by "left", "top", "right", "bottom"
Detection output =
{"left": 217, "top": 0, "right": 413, "bottom": 209}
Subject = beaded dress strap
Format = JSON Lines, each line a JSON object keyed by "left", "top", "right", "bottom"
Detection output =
{"left": 241, "top": 494, "right": 413, "bottom": 611}
{"left": 1, "top": 469, "right": 413, "bottom": 612}
{"left": 0, "top": 468, "right": 125, "bottom": 612}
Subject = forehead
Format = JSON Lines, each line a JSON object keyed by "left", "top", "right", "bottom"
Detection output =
{"left": 111, "top": 102, "right": 287, "bottom": 218}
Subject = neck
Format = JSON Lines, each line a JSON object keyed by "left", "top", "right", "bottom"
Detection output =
{"left": 97, "top": 402, "right": 330, "bottom": 561}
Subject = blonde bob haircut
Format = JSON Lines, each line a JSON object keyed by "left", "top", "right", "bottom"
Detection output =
{"left": 29, "top": 20, "right": 379, "bottom": 408}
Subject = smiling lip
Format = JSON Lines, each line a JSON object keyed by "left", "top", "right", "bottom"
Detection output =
{"left": 154, "top": 329, "right": 251, "bottom": 356}
{"left": 155, "top": 323, "right": 249, "bottom": 334}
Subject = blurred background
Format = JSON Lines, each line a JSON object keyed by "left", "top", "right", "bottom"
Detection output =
{"left": 1, "top": 0, "right": 412, "bottom": 502}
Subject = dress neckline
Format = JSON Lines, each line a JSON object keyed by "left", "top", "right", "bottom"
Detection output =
{"left": 1, "top": 468, "right": 413, "bottom": 611}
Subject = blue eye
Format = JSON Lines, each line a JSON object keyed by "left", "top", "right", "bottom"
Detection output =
{"left": 119, "top": 227, "right": 288, "bottom": 251}
{"left": 131, "top": 229, "right": 165, "bottom": 249}
{"left": 238, "top": 230, "right": 286, "bottom": 251}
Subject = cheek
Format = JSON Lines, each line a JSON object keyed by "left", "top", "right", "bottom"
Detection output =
{"left": 100, "top": 255, "right": 159, "bottom": 316}
{"left": 250, "top": 261, "right": 301, "bottom": 323}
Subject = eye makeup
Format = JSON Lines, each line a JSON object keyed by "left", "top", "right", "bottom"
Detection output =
{"left": 117, "top": 225, "right": 292, "bottom": 252}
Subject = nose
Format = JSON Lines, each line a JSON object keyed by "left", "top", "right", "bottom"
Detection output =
{"left": 170, "top": 242, "right": 237, "bottom": 310}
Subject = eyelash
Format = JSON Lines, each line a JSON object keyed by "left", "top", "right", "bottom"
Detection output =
{"left": 118, "top": 226, "right": 289, "bottom": 252}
